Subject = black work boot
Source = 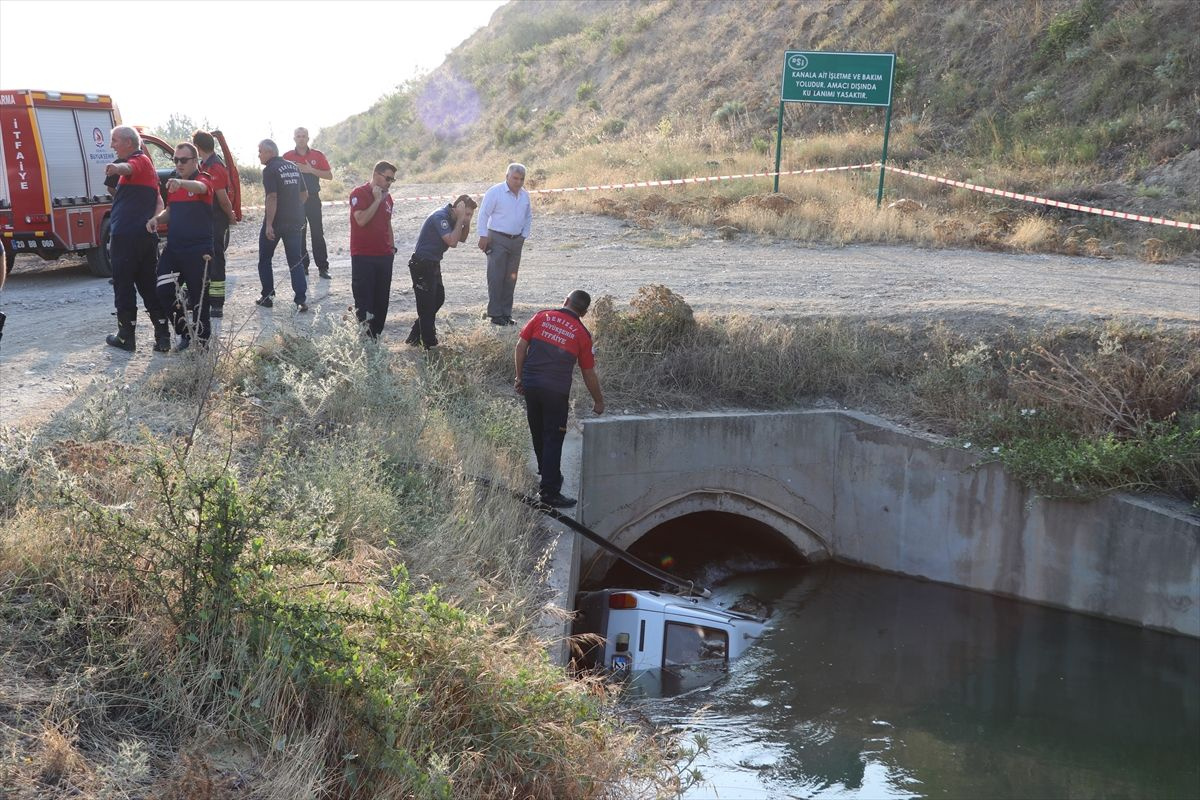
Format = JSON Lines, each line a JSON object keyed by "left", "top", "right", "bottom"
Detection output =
{"left": 152, "top": 319, "right": 172, "bottom": 353}
{"left": 105, "top": 312, "right": 136, "bottom": 352}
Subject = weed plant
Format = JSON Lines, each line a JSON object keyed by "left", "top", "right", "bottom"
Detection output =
{"left": 535, "top": 124, "right": 1195, "bottom": 260}
{"left": 0, "top": 320, "right": 698, "bottom": 798}
{"left": 589, "top": 287, "right": 1199, "bottom": 503}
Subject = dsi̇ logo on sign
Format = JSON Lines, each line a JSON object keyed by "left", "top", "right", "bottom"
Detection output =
{"left": 788, "top": 53, "right": 808, "bottom": 71}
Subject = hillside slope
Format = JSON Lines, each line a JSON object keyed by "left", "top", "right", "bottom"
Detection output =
{"left": 320, "top": 0, "right": 1198, "bottom": 210}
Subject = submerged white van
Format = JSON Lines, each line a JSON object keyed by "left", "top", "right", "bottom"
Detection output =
{"left": 573, "top": 589, "right": 768, "bottom": 675}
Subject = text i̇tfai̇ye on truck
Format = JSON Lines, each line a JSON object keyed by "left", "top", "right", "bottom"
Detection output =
{"left": 0, "top": 89, "right": 241, "bottom": 277}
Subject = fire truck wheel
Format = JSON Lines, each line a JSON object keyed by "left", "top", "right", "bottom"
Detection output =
{"left": 86, "top": 218, "right": 113, "bottom": 278}
{"left": 1, "top": 241, "right": 13, "bottom": 275}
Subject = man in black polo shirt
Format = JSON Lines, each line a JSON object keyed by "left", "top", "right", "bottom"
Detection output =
{"left": 255, "top": 139, "right": 309, "bottom": 311}
{"left": 405, "top": 194, "right": 476, "bottom": 348}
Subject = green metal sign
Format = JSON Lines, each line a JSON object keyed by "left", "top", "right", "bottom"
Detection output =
{"left": 773, "top": 50, "right": 896, "bottom": 205}
{"left": 780, "top": 51, "right": 895, "bottom": 107}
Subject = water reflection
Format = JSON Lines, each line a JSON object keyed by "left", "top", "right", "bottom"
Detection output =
{"left": 628, "top": 564, "right": 1200, "bottom": 799}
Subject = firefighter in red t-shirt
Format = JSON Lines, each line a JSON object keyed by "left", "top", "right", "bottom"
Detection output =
{"left": 513, "top": 290, "right": 606, "bottom": 508}
{"left": 284, "top": 127, "right": 333, "bottom": 279}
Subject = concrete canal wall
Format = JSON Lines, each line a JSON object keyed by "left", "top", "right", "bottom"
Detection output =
{"left": 577, "top": 411, "right": 1200, "bottom": 637}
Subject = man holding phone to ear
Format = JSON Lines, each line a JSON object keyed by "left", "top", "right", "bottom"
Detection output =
{"left": 349, "top": 161, "right": 398, "bottom": 338}
{"left": 406, "top": 193, "right": 477, "bottom": 348}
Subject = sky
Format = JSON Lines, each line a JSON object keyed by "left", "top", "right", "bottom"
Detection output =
{"left": 0, "top": 0, "right": 506, "bottom": 163}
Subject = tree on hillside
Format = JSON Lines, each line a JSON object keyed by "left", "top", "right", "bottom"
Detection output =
{"left": 145, "top": 112, "right": 212, "bottom": 145}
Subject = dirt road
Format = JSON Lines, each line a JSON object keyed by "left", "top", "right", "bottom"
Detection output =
{"left": 2, "top": 197, "right": 1197, "bottom": 427}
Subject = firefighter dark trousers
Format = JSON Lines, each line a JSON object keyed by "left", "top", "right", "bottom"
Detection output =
{"left": 523, "top": 385, "right": 570, "bottom": 496}
{"left": 406, "top": 255, "right": 444, "bottom": 347}
{"left": 110, "top": 232, "right": 167, "bottom": 320}
{"left": 156, "top": 250, "right": 212, "bottom": 342}
{"left": 257, "top": 224, "right": 307, "bottom": 305}
{"left": 207, "top": 213, "right": 229, "bottom": 313}
{"left": 350, "top": 253, "right": 395, "bottom": 337}
{"left": 299, "top": 194, "right": 328, "bottom": 272}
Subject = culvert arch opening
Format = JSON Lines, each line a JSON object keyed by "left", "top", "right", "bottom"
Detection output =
{"left": 591, "top": 510, "right": 809, "bottom": 590}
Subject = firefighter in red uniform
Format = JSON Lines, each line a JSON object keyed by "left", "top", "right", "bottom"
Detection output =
{"left": 148, "top": 143, "right": 215, "bottom": 351}
{"left": 192, "top": 131, "right": 236, "bottom": 318}
{"left": 513, "top": 290, "right": 606, "bottom": 508}
{"left": 103, "top": 126, "right": 171, "bottom": 352}
{"left": 284, "top": 127, "right": 332, "bottom": 279}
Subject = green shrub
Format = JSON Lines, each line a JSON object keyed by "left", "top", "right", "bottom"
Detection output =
{"left": 987, "top": 418, "right": 1200, "bottom": 500}
{"left": 711, "top": 100, "right": 746, "bottom": 126}
{"left": 602, "top": 117, "right": 627, "bottom": 136}
{"left": 1038, "top": 0, "right": 1104, "bottom": 59}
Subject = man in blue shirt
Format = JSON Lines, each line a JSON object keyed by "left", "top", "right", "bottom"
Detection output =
{"left": 477, "top": 163, "right": 532, "bottom": 326}
{"left": 406, "top": 194, "right": 477, "bottom": 348}
{"left": 255, "top": 139, "right": 309, "bottom": 311}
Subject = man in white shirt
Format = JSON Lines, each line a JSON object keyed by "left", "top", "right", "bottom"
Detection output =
{"left": 477, "top": 163, "right": 532, "bottom": 326}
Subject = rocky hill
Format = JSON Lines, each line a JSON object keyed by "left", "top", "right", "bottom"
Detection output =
{"left": 319, "top": 0, "right": 1198, "bottom": 211}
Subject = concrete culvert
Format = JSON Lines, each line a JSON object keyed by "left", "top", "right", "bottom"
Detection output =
{"left": 592, "top": 510, "right": 808, "bottom": 591}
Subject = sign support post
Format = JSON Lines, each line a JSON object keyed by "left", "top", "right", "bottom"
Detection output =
{"left": 776, "top": 51, "right": 895, "bottom": 202}
{"left": 773, "top": 101, "right": 785, "bottom": 193}
{"left": 876, "top": 101, "right": 893, "bottom": 208}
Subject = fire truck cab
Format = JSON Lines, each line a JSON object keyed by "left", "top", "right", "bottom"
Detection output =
{"left": 0, "top": 89, "right": 240, "bottom": 277}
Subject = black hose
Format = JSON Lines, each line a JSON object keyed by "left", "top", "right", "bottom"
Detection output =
{"left": 394, "top": 461, "right": 710, "bottom": 598}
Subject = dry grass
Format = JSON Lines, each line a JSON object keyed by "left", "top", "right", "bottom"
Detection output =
{"left": 1007, "top": 215, "right": 1060, "bottom": 252}
{"left": 586, "top": 287, "right": 1200, "bottom": 499}
{"left": 524, "top": 125, "right": 1191, "bottom": 262}
{"left": 0, "top": 321, "right": 691, "bottom": 799}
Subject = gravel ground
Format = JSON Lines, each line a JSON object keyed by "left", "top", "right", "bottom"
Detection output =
{"left": 2, "top": 190, "right": 1197, "bottom": 427}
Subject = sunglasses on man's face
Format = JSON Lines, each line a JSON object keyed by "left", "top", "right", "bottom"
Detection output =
{"left": 172, "top": 156, "right": 195, "bottom": 164}
{"left": 382, "top": 175, "right": 396, "bottom": 183}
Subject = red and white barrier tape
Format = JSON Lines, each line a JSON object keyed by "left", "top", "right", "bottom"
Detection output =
{"left": 241, "top": 164, "right": 876, "bottom": 210}
{"left": 360, "top": 163, "right": 877, "bottom": 205}
{"left": 886, "top": 165, "right": 1200, "bottom": 231}
{"left": 242, "top": 162, "right": 1197, "bottom": 231}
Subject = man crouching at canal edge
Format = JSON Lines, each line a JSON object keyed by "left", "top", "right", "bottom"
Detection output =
{"left": 514, "top": 290, "right": 605, "bottom": 509}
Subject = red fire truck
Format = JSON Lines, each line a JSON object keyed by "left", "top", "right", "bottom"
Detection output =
{"left": 0, "top": 89, "right": 241, "bottom": 277}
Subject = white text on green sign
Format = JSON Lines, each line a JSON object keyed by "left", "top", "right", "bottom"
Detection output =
{"left": 781, "top": 51, "right": 895, "bottom": 107}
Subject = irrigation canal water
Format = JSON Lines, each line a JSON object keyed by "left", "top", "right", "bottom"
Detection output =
{"left": 610, "top": 563, "right": 1200, "bottom": 799}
